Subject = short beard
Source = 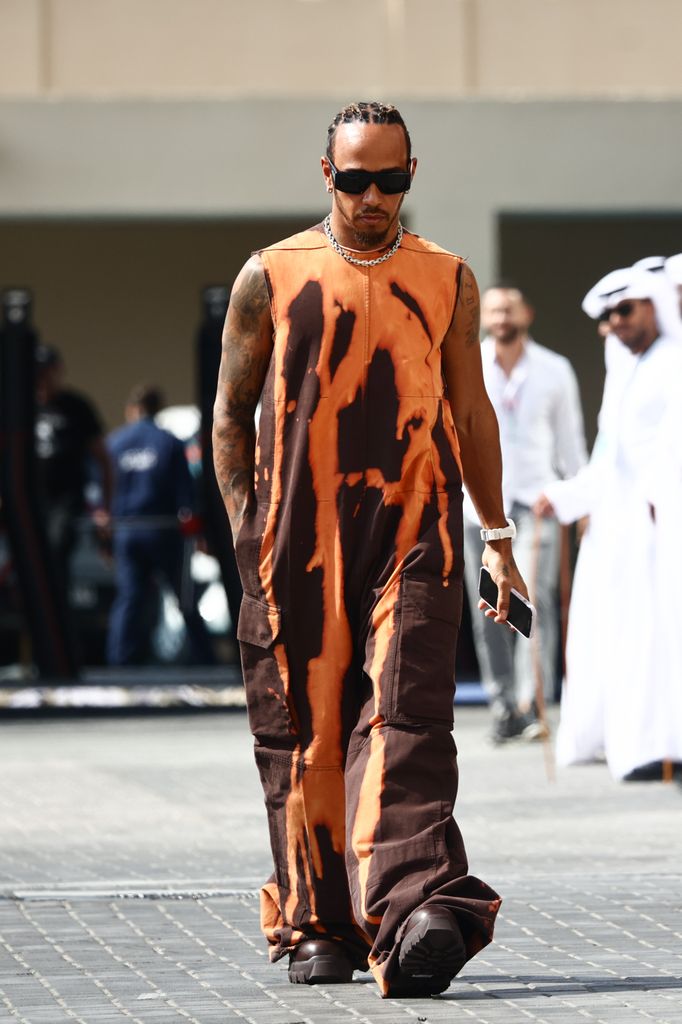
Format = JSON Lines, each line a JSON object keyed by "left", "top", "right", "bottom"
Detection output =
{"left": 618, "top": 330, "right": 650, "bottom": 354}
{"left": 353, "top": 225, "right": 389, "bottom": 247}
{"left": 495, "top": 326, "right": 524, "bottom": 345}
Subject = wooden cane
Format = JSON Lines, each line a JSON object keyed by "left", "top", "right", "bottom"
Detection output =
{"left": 529, "top": 513, "right": 555, "bottom": 783}
{"left": 558, "top": 524, "right": 572, "bottom": 689}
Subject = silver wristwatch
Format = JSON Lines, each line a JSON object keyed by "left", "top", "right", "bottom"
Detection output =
{"left": 480, "top": 517, "right": 516, "bottom": 542}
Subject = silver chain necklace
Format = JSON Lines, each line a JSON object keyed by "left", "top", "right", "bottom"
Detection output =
{"left": 323, "top": 215, "right": 403, "bottom": 268}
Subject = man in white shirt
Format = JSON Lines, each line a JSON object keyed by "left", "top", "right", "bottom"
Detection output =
{"left": 463, "top": 285, "right": 587, "bottom": 744}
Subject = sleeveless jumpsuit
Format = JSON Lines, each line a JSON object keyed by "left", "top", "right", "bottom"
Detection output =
{"left": 234, "top": 225, "right": 501, "bottom": 995}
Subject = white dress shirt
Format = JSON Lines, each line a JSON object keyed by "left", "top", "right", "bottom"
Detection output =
{"left": 464, "top": 337, "right": 587, "bottom": 522}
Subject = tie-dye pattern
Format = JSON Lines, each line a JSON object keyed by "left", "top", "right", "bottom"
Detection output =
{"left": 234, "top": 225, "right": 501, "bottom": 992}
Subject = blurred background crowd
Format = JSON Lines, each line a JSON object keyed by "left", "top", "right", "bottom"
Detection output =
{"left": 0, "top": 0, "right": 680, "bottom": 777}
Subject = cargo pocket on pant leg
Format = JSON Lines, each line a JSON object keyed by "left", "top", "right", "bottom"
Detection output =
{"left": 390, "top": 575, "right": 462, "bottom": 725}
{"left": 237, "top": 594, "right": 296, "bottom": 745}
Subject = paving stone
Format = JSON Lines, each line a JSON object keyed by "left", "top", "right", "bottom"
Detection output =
{"left": 0, "top": 707, "right": 681, "bottom": 1022}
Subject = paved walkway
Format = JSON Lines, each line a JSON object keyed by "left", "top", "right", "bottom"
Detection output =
{"left": 1, "top": 707, "right": 681, "bottom": 1023}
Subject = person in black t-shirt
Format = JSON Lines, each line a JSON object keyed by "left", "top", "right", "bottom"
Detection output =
{"left": 35, "top": 345, "right": 112, "bottom": 587}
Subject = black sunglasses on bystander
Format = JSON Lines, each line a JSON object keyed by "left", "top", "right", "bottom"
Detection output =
{"left": 607, "top": 301, "right": 636, "bottom": 319}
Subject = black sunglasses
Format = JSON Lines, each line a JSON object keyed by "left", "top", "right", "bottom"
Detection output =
{"left": 606, "top": 301, "right": 636, "bottom": 319}
{"left": 327, "top": 157, "right": 412, "bottom": 196}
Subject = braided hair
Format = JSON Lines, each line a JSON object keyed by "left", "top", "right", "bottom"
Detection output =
{"left": 326, "top": 102, "right": 412, "bottom": 162}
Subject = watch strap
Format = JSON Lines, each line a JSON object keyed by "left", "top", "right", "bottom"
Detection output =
{"left": 480, "top": 517, "right": 517, "bottom": 542}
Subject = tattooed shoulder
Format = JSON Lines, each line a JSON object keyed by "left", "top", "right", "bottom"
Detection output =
{"left": 455, "top": 261, "right": 481, "bottom": 349}
{"left": 217, "top": 254, "right": 273, "bottom": 404}
{"left": 230, "top": 254, "right": 271, "bottom": 325}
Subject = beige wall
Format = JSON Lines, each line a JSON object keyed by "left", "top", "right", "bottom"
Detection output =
{"left": 2, "top": 97, "right": 680, "bottom": 282}
{"left": 2, "top": 0, "right": 682, "bottom": 99}
{"left": 1, "top": 96, "right": 680, "bottom": 440}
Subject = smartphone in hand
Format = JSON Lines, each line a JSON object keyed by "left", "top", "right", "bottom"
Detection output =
{"left": 478, "top": 566, "right": 536, "bottom": 639}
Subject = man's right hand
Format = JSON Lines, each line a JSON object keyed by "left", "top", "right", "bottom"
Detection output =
{"left": 228, "top": 500, "right": 250, "bottom": 543}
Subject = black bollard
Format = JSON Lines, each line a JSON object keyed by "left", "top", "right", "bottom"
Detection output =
{"left": 0, "top": 288, "right": 80, "bottom": 679}
{"left": 196, "top": 285, "right": 243, "bottom": 638}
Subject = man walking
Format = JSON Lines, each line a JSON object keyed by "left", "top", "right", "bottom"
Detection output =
{"left": 463, "top": 286, "right": 587, "bottom": 743}
{"left": 213, "top": 102, "right": 527, "bottom": 997}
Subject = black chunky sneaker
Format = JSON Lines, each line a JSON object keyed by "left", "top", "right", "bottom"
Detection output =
{"left": 288, "top": 938, "right": 354, "bottom": 985}
{"left": 391, "top": 907, "right": 467, "bottom": 997}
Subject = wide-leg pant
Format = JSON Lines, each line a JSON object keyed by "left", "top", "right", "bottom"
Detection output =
{"left": 236, "top": 489, "right": 501, "bottom": 996}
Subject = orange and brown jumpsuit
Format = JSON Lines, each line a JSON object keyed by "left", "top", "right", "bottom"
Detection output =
{"left": 234, "top": 225, "right": 501, "bottom": 995}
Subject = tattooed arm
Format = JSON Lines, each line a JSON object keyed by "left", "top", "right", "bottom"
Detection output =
{"left": 442, "top": 263, "right": 505, "bottom": 529}
{"left": 441, "top": 261, "right": 528, "bottom": 620}
{"left": 212, "top": 254, "right": 273, "bottom": 539}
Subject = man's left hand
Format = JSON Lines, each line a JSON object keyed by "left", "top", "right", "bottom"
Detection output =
{"left": 532, "top": 493, "right": 555, "bottom": 518}
{"left": 91, "top": 507, "right": 112, "bottom": 560}
{"left": 92, "top": 507, "right": 110, "bottom": 531}
{"left": 479, "top": 540, "right": 529, "bottom": 625}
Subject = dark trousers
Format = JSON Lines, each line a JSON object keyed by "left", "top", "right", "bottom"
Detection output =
{"left": 45, "top": 498, "right": 79, "bottom": 595}
{"left": 107, "top": 529, "right": 213, "bottom": 666}
{"left": 236, "top": 489, "right": 500, "bottom": 995}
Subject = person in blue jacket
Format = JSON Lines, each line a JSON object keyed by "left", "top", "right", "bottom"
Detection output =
{"left": 106, "top": 384, "right": 213, "bottom": 665}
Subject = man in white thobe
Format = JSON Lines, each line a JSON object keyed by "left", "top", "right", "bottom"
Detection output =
{"left": 538, "top": 266, "right": 682, "bottom": 780}
{"left": 463, "top": 285, "right": 587, "bottom": 744}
